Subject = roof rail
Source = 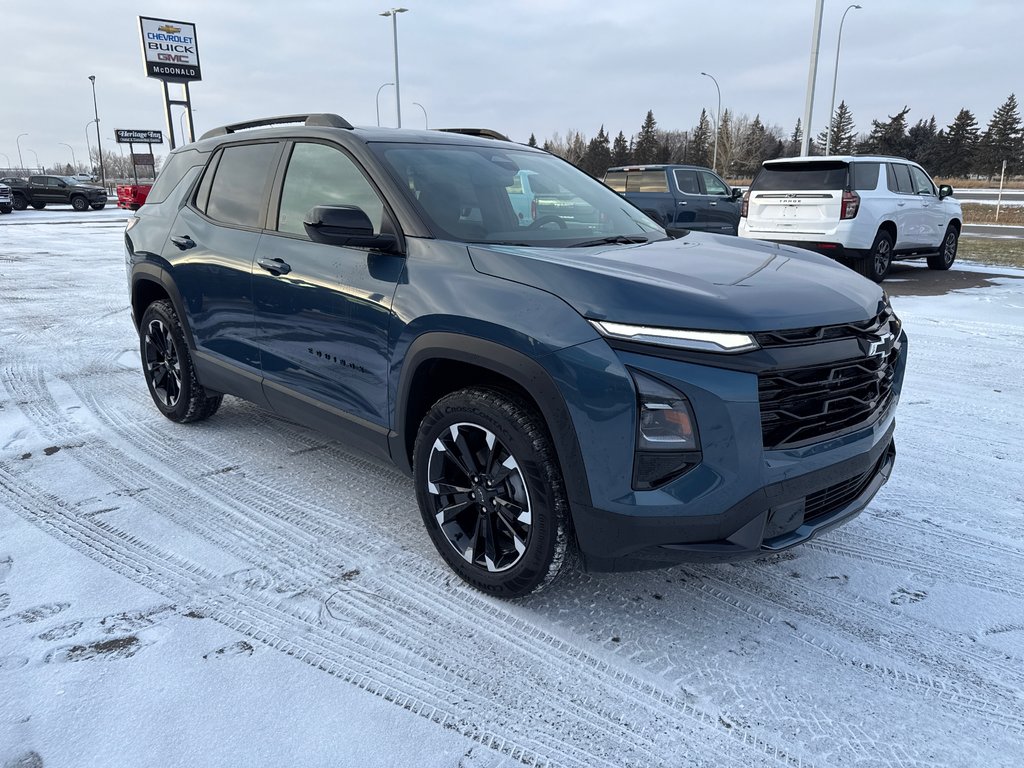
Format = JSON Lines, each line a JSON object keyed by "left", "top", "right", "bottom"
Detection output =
{"left": 438, "top": 128, "right": 511, "bottom": 142}
{"left": 200, "top": 113, "right": 353, "bottom": 140}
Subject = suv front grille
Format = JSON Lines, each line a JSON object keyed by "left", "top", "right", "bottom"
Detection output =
{"left": 758, "top": 306, "right": 901, "bottom": 449}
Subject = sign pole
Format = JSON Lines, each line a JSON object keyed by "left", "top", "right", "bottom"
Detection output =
{"left": 161, "top": 80, "right": 177, "bottom": 150}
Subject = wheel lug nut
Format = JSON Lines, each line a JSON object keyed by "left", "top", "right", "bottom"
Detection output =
{"left": 469, "top": 492, "right": 475, "bottom": 500}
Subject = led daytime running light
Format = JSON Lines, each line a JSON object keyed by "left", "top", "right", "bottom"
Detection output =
{"left": 592, "top": 320, "right": 758, "bottom": 353}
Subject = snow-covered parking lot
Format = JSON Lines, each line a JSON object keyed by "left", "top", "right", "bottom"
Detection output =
{"left": 1, "top": 209, "right": 1023, "bottom": 767}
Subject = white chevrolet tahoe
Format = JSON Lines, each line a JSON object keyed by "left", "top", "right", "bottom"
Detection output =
{"left": 738, "top": 156, "right": 962, "bottom": 282}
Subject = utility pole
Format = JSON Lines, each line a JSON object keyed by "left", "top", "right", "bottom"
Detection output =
{"left": 800, "top": 0, "right": 825, "bottom": 156}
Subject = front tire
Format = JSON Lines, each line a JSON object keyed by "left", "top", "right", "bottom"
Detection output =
{"left": 71, "top": 196, "right": 88, "bottom": 211}
{"left": 0, "top": 206, "right": 11, "bottom": 214}
{"left": 12, "top": 194, "right": 27, "bottom": 211}
{"left": 90, "top": 204, "right": 106, "bottom": 211}
{"left": 927, "top": 225, "right": 958, "bottom": 270}
{"left": 413, "top": 388, "right": 572, "bottom": 598}
{"left": 31, "top": 202, "right": 46, "bottom": 210}
{"left": 855, "top": 230, "right": 893, "bottom": 282}
{"left": 138, "top": 300, "right": 222, "bottom": 423}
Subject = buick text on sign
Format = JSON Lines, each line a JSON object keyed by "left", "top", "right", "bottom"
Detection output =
{"left": 139, "top": 16, "right": 202, "bottom": 82}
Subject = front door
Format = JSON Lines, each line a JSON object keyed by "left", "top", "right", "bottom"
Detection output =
{"left": 253, "top": 140, "right": 403, "bottom": 433}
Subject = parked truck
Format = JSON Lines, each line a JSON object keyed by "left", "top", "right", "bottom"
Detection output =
{"left": 603, "top": 164, "right": 743, "bottom": 236}
{"left": 7, "top": 175, "right": 108, "bottom": 211}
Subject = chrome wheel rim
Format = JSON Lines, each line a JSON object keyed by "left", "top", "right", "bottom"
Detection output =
{"left": 425, "top": 422, "right": 532, "bottom": 572}
{"left": 943, "top": 232, "right": 957, "bottom": 265}
{"left": 874, "top": 239, "right": 891, "bottom": 277}
{"left": 144, "top": 319, "right": 182, "bottom": 408}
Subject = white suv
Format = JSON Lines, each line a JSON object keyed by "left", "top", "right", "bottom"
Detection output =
{"left": 738, "top": 156, "right": 962, "bottom": 282}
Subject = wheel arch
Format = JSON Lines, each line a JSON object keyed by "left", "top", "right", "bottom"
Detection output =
{"left": 877, "top": 220, "right": 897, "bottom": 242}
{"left": 391, "top": 333, "right": 592, "bottom": 509}
{"left": 130, "top": 267, "right": 197, "bottom": 350}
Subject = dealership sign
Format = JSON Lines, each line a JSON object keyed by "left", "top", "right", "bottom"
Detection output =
{"left": 115, "top": 129, "right": 164, "bottom": 144}
{"left": 139, "top": 16, "right": 201, "bottom": 82}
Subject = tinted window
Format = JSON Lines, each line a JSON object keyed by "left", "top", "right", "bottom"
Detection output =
{"left": 277, "top": 142, "right": 384, "bottom": 236}
{"left": 850, "top": 162, "right": 880, "bottom": 191}
{"left": 674, "top": 169, "right": 699, "bottom": 194}
{"left": 625, "top": 171, "right": 669, "bottom": 193}
{"left": 891, "top": 163, "right": 914, "bottom": 194}
{"left": 603, "top": 171, "right": 627, "bottom": 192}
{"left": 750, "top": 162, "right": 849, "bottom": 191}
{"left": 700, "top": 171, "right": 729, "bottom": 196}
{"left": 147, "top": 149, "right": 206, "bottom": 205}
{"left": 909, "top": 165, "right": 936, "bottom": 195}
{"left": 205, "top": 143, "right": 280, "bottom": 228}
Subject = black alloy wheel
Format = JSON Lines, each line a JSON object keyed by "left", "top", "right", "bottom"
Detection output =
{"left": 144, "top": 316, "right": 183, "bottom": 409}
{"left": 414, "top": 388, "right": 572, "bottom": 597}
{"left": 928, "top": 225, "right": 959, "bottom": 270}
{"left": 856, "top": 230, "right": 893, "bottom": 283}
{"left": 12, "top": 194, "right": 27, "bottom": 211}
{"left": 71, "top": 196, "right": 88, "bottom": 211}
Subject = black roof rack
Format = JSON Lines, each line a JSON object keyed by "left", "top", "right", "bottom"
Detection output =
{"left": 438, "top": 128, "right": 511, "bottom": 142}
{"left": 200, "top": 113, "right": 353, "bottom": 140}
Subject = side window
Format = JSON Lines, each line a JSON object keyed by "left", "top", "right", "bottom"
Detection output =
{"left": 626, "top": 171, "right": 669, "bottom": 193}
{"left": 204, "top": 142, "right": 280, "bottom": 228}
{"left": 277, "top": 142, "right": 384, "bottom": 236}
{"left": 891, "top": 163, "right": 914, "bottom": 195}
{"left": 700, "top": 171, "right": 729, "bottom": 196}
{"left": 147, "top": 149, "right": 206, "bottom": 205}
{"left": 48, "top": 178, "right": 64, "bottom": 188}
{"left": 851, "top": 162, "right": 880, "bottom": 191}
{"left": 909, "top": 166, "right": 936, "bottom": 196}
{"left": 674, "top": 169, "right": 700, "bottom": 195}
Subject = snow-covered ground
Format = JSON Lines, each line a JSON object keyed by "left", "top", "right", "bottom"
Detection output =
{"left": 1, "top": 212, "right": 1023, "bottom": 768}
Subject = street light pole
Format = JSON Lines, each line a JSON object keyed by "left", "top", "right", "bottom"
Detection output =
{"left": 59, "top": 142, "right": 78, "bottom": 171}
{"left": 825, "top": 4, "right": 862, "bottom": 156}
{"left": 376, "top": 82, "right": 394, "bottom": 126}
{"left": 29, "top": 149, "right": 41, "bottom": 173}
{"left": 380, "top": 8, "right": 408, "bottom": 128}
{"left": 413, "top": 101, "right": 428, "bottom": 129}
{"left": 85, "top": 120, "right": 97, "bottom": 175}
{"left": 88, "top": 75, "right": 106, "bottom": 188}
{"left": 0, "top": 152, "right": 10, "bottom": 169}
{"left": 700, "top": 72, "right": 721, "bottom": 172}
{"left": 16, "top": 133, "right": 28, "bottom": 172}
{"left": 800, "top": 0, "right": 826, "bottom": 156}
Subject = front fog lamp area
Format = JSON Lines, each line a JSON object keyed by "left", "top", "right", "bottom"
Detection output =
{"left": 631, "top": 370, "right": 702, "bottom": 490}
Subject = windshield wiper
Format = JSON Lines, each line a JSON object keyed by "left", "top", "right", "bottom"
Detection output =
{"left": 568, "top": 235, "right": 651, "bottom": 248}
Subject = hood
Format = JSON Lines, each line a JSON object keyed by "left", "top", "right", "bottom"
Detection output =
{"left": 468, "top": 232, "right": 882, "bottom": 333}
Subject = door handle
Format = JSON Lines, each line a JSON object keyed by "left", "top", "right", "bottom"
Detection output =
{"left": 257, "top": 257, "right": 292, "bottom": 275}
{"left": 896, "top": 202, "right": 906, "bottom": 207}
{"left": 677, "top": 201, "right": 688, "bottom": 206}
{"left": 709, "top": 201, "right": 718, "bottom": 206}
{"left": 170, "top": 235, "right": 196, "bottom": 250}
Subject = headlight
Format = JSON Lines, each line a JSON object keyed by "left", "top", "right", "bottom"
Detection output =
{"left": 630, "top": 370, "right": 702, "bottom": 490}
{"left": 591, "top": 320, "right": 758, "bottom": 354}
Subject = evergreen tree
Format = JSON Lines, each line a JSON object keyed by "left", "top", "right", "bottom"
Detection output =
{"left": 715, "top": 108, "right": 733, "bottom": 173}
{"left": 907, "top": 116, "right": 941, "bottom": 168}
{"left": 937, "top": 108, "right": 980, "bottom": 177}
{"left": 816, "top": 100, "right": 857, "bottom": 155}
{"left": 633, "top": 110, "right": 660, "bottom": 164}
{"left": 527, "top": 133, "right": 537, "bottom": 147}
{"left": 611, "top": 131, "right": 631, "bottom": 166}
{"left": 689, "top": 109, "right": 712, "bottom": 168}
{"left": 857, "top": 106, "right": 911, "bottom": 156}
{"left": 786, "top": 119, "right": 803, "bottom": 156}
{"left": 581, "top": 125, "right": 612, "bottom": 177}
{"left": 977, "top": 93, "right": 1023, "bottom": 177}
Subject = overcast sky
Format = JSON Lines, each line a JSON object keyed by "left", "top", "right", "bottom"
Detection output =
{"left": 2, "top": 0, "right": 1021, "bottom": 170}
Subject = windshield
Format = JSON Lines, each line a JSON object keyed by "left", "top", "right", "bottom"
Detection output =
{"left": 59, "top": 176, "right": 83, "bottom": 186}
{"left": 371, "top": 143, "right": 665, "bottom": 247}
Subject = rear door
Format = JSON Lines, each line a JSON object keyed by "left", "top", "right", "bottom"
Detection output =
{"left": 698, "top": 170, "right": 740, "bottom": 234}
{"left": 670, "top": 168, "right": 707, "bottom": 230}
{"left": 744, "top": 162, "right": 848, "bottom": 235}
{"left": 886, "top": 163, "right": 925, "bottom": 248}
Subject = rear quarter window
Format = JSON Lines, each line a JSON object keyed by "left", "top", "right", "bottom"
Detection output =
{"left": 751, "top": 162, "right": 849, "bottom": 191}
{"left": 850, "top": 162, "right": 880, "bottom": 191}
{"left": 146, "top": 149, "right": 207, "bottom": 206}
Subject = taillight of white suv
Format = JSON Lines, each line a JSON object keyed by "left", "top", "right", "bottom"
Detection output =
{"left": 740, "top": 190, "right": 749, "bottom": 218}
{"left": 841, "top": 190, "right": 860, "bottom": 219}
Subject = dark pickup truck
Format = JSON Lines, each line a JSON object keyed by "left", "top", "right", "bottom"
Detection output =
{"left": 7, "top": 175, "right": 108, "bottom": 211}
{"left": 603, "top": 164, "right": 743, "bottom": 236}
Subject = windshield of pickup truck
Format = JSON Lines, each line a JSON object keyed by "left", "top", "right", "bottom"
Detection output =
{"left": 372, "top": 143, "right": 665, "bottom": 246}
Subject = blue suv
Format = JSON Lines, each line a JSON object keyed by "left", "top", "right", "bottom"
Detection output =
{"left": 125, "top": 114, "right": 907, "bottom": 597}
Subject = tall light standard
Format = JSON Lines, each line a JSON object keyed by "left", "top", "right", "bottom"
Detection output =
{"left": 376, "top": 82, "right": 394, "bottom": 126}
{"left": 825, "top": 4, "right": 862, "bottom": 156}
{"left": 88, "top": 75, "right": 106, "bottom": 188}
{"left": 700, "top": 72, "right": 721, "bottom": 172}
{"left": 29, "top": 149, "right": 41, "bottom": 173}
{"left": 85, "top": 120, "right": 97, "bottom": 174}
{"left": 16, "top": 133, "right": 28, "bottom": 171}
{"left": 59, "top": 142, "right": 78, "bottom": 171}
{"left": 0, "top": 152, "right": 10, "bottom": 169}
{"left": 379, "top": 8, "right": 408, "bottom": 128}
{"left": 413, "top": 101, "right": 428, "bottom": 129}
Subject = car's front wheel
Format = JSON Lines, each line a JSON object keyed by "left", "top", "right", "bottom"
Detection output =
{"left": 855, "top": 230, "right": 893, "bottom": 282}
{"left": 927, "top": 225, "right": 958, "bottom": 270}
{"left": 71, "top": 196, "right": 88, "bottom": 211}
{"left": 30, "top": 202, "right": 46, "bottom": 210}
{"left": 11, "top": 194, "right": 27, "bottom": 211}
{"left": 413, "top": 388, "right": 572, "bottom": 598}
{"left": 139, "top": 300, "right": 222, "bottom": 423}
{"left": 90, "top": 203, "right": 106, "bottom": 211}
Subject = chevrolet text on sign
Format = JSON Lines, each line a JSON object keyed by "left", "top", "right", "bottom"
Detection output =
{"left": 139, "top": 16, "right": 201, "bottom": 82}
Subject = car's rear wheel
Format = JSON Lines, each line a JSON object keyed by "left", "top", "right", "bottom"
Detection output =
{"left": 927, "top": 225, "right": 958, "bottom": 270}
{"left": 71, "top": 196, "right": 88, "bottom": 211}
{"left": 139, "top": 300, "right": 222, "bottom": 423}
{"left": 413, "top": 388, "right": 572, "bottom": 598}
{"left": 31, "top": 202, "right": 46, "bottom": 210}
{"left": 855, "top": 230, "right": 893, "bottom": 282}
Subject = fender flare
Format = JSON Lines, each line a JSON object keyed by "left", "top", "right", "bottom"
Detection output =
{"left": 130, "top": 263, "right": 198, "bottom": 351}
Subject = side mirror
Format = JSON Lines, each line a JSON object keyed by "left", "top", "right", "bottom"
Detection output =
{"left": 303, "top": 205, "right": 398, "bottom": 251}
{"left": 731, "top": 187, "right": 744, "bottom": 200}
{"left": 938, "top": 184, "right": 954, "bottom": 200}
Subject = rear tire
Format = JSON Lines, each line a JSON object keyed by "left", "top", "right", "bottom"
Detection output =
{"left": 413, "top": 387, "right": 573, "bottom": 598}
{"left": 90, "top": 204, "right": 106, "bottom": 211}
{"left": 855, "top": 230, "right": 893, "bottom": 282}
{"left": 139, "top": 299, "right": 223, "bottom": 423}
{"left": 927, "top": 225, "right": 958, "bottom": 270}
